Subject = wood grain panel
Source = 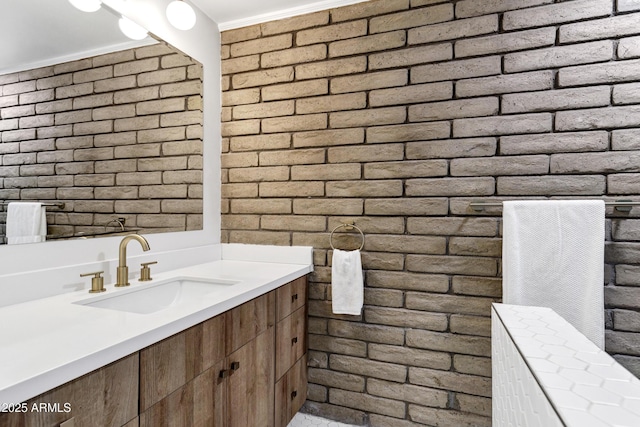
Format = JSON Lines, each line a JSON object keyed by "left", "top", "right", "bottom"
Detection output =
{"left": 0, "top": 354, "right": 138, "bottom": 427}
{"left": 139, "top": 360, "right": 226, "bottom": 427}
{"left": 140, "top": 313, "right": 225, "bottom": 411}
{"left": 226, "top": 291, "right": 275, "bottom": 355}
{"left": 123, "top": 417, "right": 139, "bottom": 427}
{"left": 227, "top": 327, "right": 275, "bottom": 427}
{"left": 275, "top": 355, "right": 308, "bottom": 427}
{"left": 275, "top": 305, "right": 307, "bottom": 380}
{"left": 202, "top": 314, "right": 227, "bottom": 372}
{"left": 276, "top": 276, "right": 307, "bottom": 322}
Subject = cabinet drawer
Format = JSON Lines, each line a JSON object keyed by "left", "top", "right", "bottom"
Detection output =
{"left": 226, "top": 291, "right": 275, "bottom": 355}
{"left": 276, "top": 305, "right": 306, "bottom": 380}
{"left": 0, "top": 354, "right": 138, "bottom": 427}
{"left": 276, "top": 276, "right": 307, "bottom": 322}
{"left": 140, "top": 313, "right": 226, "bottom": 411}
{"left": 140, "top": 360, "right": 226, "bottom": 427}
{"left": 275, "top": 355, "right": 308, "bottom": 427}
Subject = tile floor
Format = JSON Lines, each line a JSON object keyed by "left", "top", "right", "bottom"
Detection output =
{"left": 287, "top": 412, "right": 359, "bottom": 427}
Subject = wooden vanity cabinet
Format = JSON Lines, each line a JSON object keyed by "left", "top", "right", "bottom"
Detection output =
{"left": 225, "top": 292, "right": 275, "bottom": 427}
{"left": 274, "top": 276, "right": 308, "bottom": 427}
{"left": 140, "top": 291, "right": 275, "bottom": 427}
{"left": 224, "top": 278, "right": 308, "bottom": 427}
{"left": 139, "top": 314, "right": 227, "bottom": 412}
{"left": 139, "top": 314, "right": 227, "bottom": 427}
{"left": 1, "top": 276, "right": 307, "bottom": 427}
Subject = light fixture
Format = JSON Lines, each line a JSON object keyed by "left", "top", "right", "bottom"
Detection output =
{"left": 68, "top": 0, "right": 102, "bottom": 12}
{"left": 166, "top": 0, "right": 196, "bottom": 31}
{"left": 118, "top": 16, "right": 148, "bottom": 40}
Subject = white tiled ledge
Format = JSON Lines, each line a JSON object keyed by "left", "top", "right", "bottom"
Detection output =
{"left": 493, "top": 303, "right": 640, "bottom": 427}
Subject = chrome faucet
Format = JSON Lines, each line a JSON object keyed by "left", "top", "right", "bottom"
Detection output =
{"left": 115, "top": 234, "right": 150, "bottom": 287}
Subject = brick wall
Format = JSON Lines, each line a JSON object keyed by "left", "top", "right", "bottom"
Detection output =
{"left": 220, "top": 0, "right": 640, "bottom": 425}
{"left": 0, "top": 42, "right": 203, "bottom": 242}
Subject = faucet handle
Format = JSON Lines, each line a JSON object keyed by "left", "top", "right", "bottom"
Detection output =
{"left": 139, "top": 261, "right": 157, "bottom": 282}
{"left": 80, "top": 271, "right": 106, "bottom": 293}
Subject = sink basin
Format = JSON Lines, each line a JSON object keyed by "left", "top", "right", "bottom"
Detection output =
{"left": 74, "top": 276, "right": 239, "bottom": 314}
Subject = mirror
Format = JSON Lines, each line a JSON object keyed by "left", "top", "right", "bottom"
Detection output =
{"left": 0, "top": 0, "right": 203, "bottom": 245}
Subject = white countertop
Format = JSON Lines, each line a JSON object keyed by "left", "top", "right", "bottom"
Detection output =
{"left": 0, "top": 258, "right": 312, "bottom": 405}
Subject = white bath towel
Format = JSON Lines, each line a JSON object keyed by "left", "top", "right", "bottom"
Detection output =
{"left": 502, "top": 200, "right": 605, "bottom": 349}
{"left": 331, "top": 249, "right": 364, "bottom": 315}
{"left": 6, "top": 202, "right": 47, "bottom": 245}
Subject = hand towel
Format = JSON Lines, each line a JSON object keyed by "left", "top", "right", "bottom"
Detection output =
{"left": 6, "top": 202, "right": 47, "bottom": 245}
{"left": 331, "top": 249, "right": 364, "bottom": 315}
{"left": 502, "top": 200, "right": 605, "bottom": 349}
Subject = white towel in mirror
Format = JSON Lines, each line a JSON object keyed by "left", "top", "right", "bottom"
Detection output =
{"left": 6, "top": 202, "right": 47, "bottom": 245}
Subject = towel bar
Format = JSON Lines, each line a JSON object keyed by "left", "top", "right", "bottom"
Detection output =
{"left": 329, "top": 222, "right": 364, "bottom": 251}
{"left": 1, "top": 201, "right": 65, "bottom": 209}
{"left": 469, "top": 199, "right": 640, "bottom": 213}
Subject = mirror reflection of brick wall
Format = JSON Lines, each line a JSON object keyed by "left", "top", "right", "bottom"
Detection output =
{"left": 0, "top": 42, "right": 203, "bottom": 243}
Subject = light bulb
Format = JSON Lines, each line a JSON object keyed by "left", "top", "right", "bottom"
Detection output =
{"left": 166, "top": 0, "right": 196, "bottom": 31}
{"left": 118, "top": 17, "right": 148, "bottom": 40}
{"left": 68, "top": 0, "right": 102, "bottom": 12}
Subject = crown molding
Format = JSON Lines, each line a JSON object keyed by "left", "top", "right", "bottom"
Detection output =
{"left": 217, "top": 0, "right": 369, "bottom": 31}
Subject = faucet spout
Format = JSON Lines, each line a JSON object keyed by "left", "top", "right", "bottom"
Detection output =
{"left": 116, "top": 234, "right": 150, "bottom": 287}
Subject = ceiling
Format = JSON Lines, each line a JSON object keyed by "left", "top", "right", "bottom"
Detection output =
{"left": 0, "top": 0, "right": 364, "bottom": 75}
{"left": 193, "top": 0, "right": 315, "bottom": 25}
{"left": 191, "top": 0, "right": 362, "bottom": 30}
{"left": 1, "top": 0, "right": 151, "bottom": 75}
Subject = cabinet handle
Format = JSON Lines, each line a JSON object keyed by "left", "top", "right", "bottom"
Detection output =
{"left": 230, "top": 361, "right": 240, "bottom": 371}
{"left": 219, "top": 369, "right": 229, "bottom": 378}
{"left": 291, "top": 390, "right": 297, "bottom": 400}
{"left": 291, "top": 336, "right": 298, "bottom": 346}
{"left": 291, "top": 293, "right": 298, "bottom": 303}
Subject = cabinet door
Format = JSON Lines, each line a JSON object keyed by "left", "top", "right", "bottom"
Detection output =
{"left": 276, "top": 277, "right": 307, "bottom": 322}
{"left": 139, "top": 359, "right": 226, "bottom": 427}
{"left": 275, "top": 305, "right": 307, "bottom": 380}
{"left": 226, "top": 292, "right": 275, "bottom": 355}
{"left": 275, "top": 355, "right": 308, "bottom": 427}
{"left": 140, "top": 314, "right": 226, "bottom": 411}
{"left": 227, "top": 327, "right": 275, "bottom": 427}
{"left": 0, "top": 354, "right": 138, "bottom": 427}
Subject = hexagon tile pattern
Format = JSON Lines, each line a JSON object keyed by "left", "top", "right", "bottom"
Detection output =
{"left": 287, "top": 413, "right": 359, "bottom": 427}
{"left": 492, "top": 307, "right": 564, "bottom": 427}
{"left": 493, "top": 303, "right": 640, "bottom": 427}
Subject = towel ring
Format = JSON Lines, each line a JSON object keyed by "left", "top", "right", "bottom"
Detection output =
{"left": 330, "top": 222, "right": 365, "bottom": 251}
